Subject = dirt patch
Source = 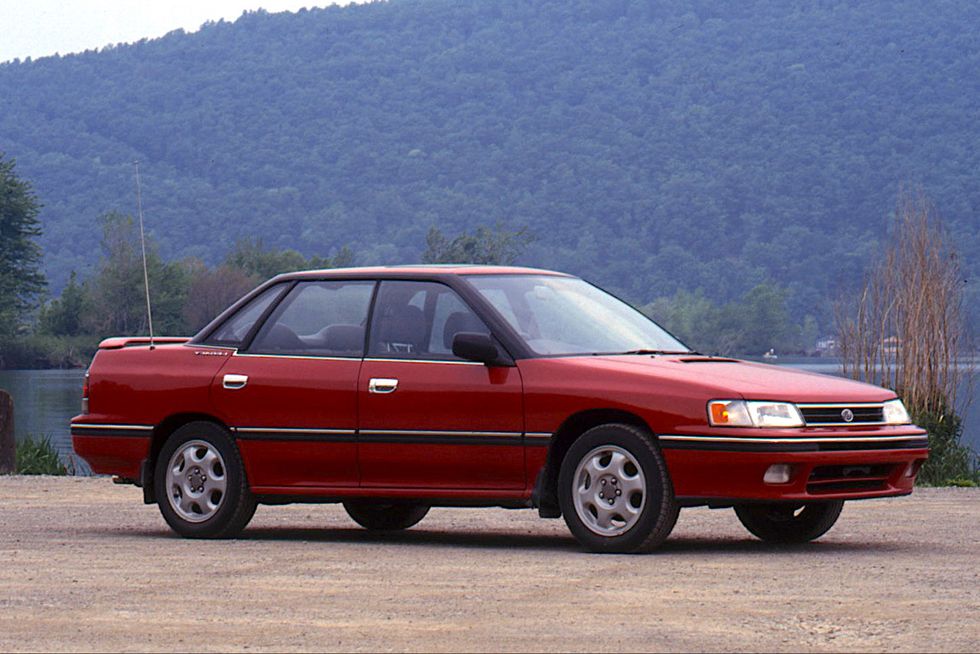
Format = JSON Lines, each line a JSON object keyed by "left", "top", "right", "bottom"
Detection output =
{"left": 0, "top": 477, "right": 977, "bottom": 652}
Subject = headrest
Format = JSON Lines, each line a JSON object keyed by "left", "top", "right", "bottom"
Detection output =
{"left": 260, "top": 323, "right": 304, "bottom": 352}
{"left": 379, "top": 304, "right": 427, "bottom": 350}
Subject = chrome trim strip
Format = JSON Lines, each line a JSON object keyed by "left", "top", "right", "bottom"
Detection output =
{"left": 235, "top": 427, "right": 357, "bottom": 435}
{"left": 796, "top": 402, "right": 887, "bottom": 408}
{"left": 660, "top": 434, "right": 924, "bottom": 444}
{"left": 228, "top": 353, "right": 486, "bottom": 364}
{"left": 229, "top": 353, "right": 486, "bottom": 364}
{"left": 233, "top": 352, "right": 361, "bottom": 362}
{"left": 525, "top": 432, "right": 553, "bottom": 438}
{"left": 233, "top": 426, "right": 541, "bottom": 444}
{"left": 71, "top": 423, "right": 154, "bottom": 431}
{"left": 359, "top": 429, "right": 522, "bottom": 438}
{"left": 362, "top": 357, "right": 484, "bottom": 366}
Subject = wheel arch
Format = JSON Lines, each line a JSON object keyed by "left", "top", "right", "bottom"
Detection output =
{"left": 533, "top": 408, "right": 656, "bottom": 518}
{"left": 141, "top": 413, "right": 233, "bottom": 504}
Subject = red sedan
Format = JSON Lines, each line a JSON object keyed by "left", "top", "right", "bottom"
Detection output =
{"left": 71, "top": 266, "right": 928, "bottom": 552}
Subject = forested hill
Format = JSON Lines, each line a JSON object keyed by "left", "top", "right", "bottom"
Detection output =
{"left": 1, "top": 0, "right": 978, "bottom": 327}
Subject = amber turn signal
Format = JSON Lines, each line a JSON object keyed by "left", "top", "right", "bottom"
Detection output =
{"left": 710, "top": 402, "right": 730, "bottom": 424}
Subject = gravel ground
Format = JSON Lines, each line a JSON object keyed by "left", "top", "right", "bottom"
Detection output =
{"left": 0, "top": 477, "right": 977, "bottom": 652}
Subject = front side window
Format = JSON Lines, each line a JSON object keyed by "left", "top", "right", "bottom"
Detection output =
{"left": 466, "top": 275, "right": 689, "bottom": 356}
{"left": 249, "top": 281, "right": 374, "bottom": 356}
{"left": 206, "top": 283, "right": 286, "bottom": 346}
{"left": 368, "top": 281, "right": 490, "bottom": 360}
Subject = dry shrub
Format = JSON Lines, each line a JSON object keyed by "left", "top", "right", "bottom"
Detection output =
{"left": 836, "top": 188, "right": 975, "bottom": 483}
{"left": 837, "top": 188, "right": 967, "bottom": 413}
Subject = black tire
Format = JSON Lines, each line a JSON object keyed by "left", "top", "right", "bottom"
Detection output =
{"left": 558, "top": 423, "right": 679, "bottom": 553}
{"left": 154, "top": 421, "right": 256, "bottom": 539}
{"left": 343, "top": 502, "right": 430, "bottom": 531}
{"left": 734, "top": 501, "right": 844, "bottom": 544}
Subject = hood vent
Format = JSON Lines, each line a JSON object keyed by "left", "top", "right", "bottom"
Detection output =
{"left": 677, "top": 356, "right": 738, "bottom": 363}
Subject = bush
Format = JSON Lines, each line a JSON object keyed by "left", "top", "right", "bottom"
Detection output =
{"left": 914, "top": 411, "right": 979, "bottom": 486}
{"left": 15, "top": 435, "right": 68, "bottom": 475}
{"left": 0, "top": 334, "right": 99, "bottom": 369}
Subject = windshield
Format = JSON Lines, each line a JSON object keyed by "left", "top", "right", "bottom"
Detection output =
{"left": 466, "top": 275, "right": 690, "bottom": 356}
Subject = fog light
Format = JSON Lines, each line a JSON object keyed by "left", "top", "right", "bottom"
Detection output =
{"left": 764, "top": 464, "right": 793, "bottom": 484}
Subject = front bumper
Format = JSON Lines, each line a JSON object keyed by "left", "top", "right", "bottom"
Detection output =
{"left": 661, "top": 426, "right": 928, "bottom": 503}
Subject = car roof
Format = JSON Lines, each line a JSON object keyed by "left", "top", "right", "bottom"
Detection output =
{"left": 279, "top": 264, "right": 572, "bottom": 280}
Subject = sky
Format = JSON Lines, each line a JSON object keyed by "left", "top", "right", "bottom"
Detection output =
{"left": 0, "top": 0, "right": 363, "bottom": 63}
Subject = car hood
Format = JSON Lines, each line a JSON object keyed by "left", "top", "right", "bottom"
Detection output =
{"left": 589, "top": 355, "right": 896, "bottom": 403}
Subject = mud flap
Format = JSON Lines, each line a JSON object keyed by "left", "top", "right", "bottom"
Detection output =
{"left": 140, "top": 459, "right": 156, "bottom": 504}
{"left": 532, "top": 469, "right": 561, "bottom": 518}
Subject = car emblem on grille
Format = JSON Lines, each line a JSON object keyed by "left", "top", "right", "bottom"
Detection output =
{"left": 841, "top": 408, "right": 854, "bottom": 422}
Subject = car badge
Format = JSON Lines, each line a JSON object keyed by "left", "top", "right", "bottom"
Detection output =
{"left": 841, "top": 409, "right": 854, "bottom": 422}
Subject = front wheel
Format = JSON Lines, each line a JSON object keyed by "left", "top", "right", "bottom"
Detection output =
{"left": 343, "top": 502, "right": 429, "bottom": 530}
{"left": 734, "top": 501, "right": 844, "bottom": 544}
{"left": 154, "top": 421, "right": 256, "bottom": 539}
{"left": 558, "top": 423, "right": 679, "bottom": 553}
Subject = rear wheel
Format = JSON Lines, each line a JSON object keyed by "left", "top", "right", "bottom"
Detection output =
{"left": 154, "top": 421, "right": 256, "bottom": 538}
{"left": 558, "top": 423, "right": 678, "bottom": 553}
{"left": 343, "top": 502, "right": 429, "bottom": 530}
{"left": 734, "top": 501, "right": 844, "bottom": 543}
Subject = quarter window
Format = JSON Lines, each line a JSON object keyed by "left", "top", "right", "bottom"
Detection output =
{"left": 249, "top": 281, "right": 374, "bottom": 356}
{"left": 205, "top": 284, "right": 286, "bottom": 347}
{"left": 368, "top": 281, "right": 490, "bottom": 360}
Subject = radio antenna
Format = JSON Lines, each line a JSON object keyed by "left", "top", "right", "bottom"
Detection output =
{"left": 134, "top": 161, "right": 155, "bottom": 350}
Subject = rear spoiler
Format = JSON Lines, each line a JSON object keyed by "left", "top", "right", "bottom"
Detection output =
{"left": 98, "top": 336, "right": 191, "bottom": 350}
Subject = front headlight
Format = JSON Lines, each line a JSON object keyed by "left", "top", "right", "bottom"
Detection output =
{"left": 708, "top": 400, "right": 804, "bottom": 428}
{"left": 882, "top": 399, "right": 911, "bottom": 425}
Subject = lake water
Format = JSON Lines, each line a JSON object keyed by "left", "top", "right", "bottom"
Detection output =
{"left": 0, "top": 360, "right": 976, "bottom": 475}
{"left": 0, "top": 368, "right": 89, "bottom": 474}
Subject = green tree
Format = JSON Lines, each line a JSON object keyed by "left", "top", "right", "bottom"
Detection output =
{"left": 731, "top": 284, "right": 797, "bottom": 355}
{"left": 0, "top": 155, "right": 46, "bottom": 337}
{"left": 645, "top": 283, "right": 800, "bottom": 356}
{"left": 1, "top": 1, "right": 980, "bottom": 335}
{"left": 311, "top": 245, "right": 354, "bottom": 270}
{"left": 38, "top": 271, "right": 86, "bottom": 336}
{"left": 422, "top": 224, "right": 533, "bottom": 265}
{"left": 225, "top": 238, "right": 308, "bottom": 280}
{"left": 83, "top": 212, "right": 189, "bottom": 336}
{"left": 643, "top": 289, "right": 720, "bottom": 352}
{"left": 181, "top": 262, "right": 257, "bottom": 333}
{"left": 800, "top": 315, "right": 820, "bottom": 354}
{"left": 225, "top": 238, "right": 354, "bottom": 280}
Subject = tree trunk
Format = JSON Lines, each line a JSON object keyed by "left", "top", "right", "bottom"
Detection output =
{"left": 0, "top": 390, "right": 13, "bottom": 474}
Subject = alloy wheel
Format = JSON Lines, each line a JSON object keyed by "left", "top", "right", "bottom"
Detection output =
{"left": 572, "top": 444, "right": 646, "bottom": 536}
{"left": 166, "top": 439, "right": 228, "bottom": 523}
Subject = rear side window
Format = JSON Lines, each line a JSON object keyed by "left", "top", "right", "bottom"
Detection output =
{"left": 205, "top": 284, "right": 286, "bottom": 347}
{"left": 248, "top": 281, "right": 374, "bottom": 357}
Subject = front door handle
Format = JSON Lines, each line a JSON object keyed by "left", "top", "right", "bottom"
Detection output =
{"left": 368, "top": 378, "right": 398, "bottom": 394}
{"left": 223, "top": 374, "right": 248, "bottom": 390}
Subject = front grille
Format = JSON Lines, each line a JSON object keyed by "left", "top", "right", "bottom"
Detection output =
{"left": 806, "top": 464, "right": 896, "bottom": 494}
{"left": 799, "top": 404, "right": 885, "bottom": 426}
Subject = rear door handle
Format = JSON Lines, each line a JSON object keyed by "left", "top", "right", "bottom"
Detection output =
{"left": 368, "top": 378, "right": 398, "bottom": 394}
{"left": 223, "top": 374, "right": 248, "bottom": 390}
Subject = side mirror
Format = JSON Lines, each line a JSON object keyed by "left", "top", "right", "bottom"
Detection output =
{"left": 452, "top": 332, "right": 510, "bottom": 366}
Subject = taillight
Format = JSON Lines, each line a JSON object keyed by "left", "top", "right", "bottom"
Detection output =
{"left": 81, "top": 372, "right": 90, "bottom": 414}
